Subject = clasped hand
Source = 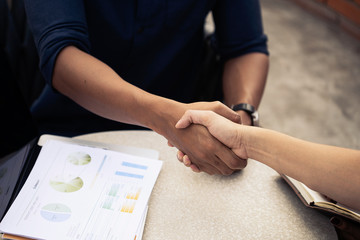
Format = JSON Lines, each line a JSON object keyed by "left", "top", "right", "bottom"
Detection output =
{"left": 166, "top": 102, "right": 248, "bottom": 175}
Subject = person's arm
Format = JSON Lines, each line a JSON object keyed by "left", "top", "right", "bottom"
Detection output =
{"left": 178, "top": 53, "right": 268, "bottom": 171}
{"left": 222, "top": 53, "right": 269, "bottom": 125}
{"left": 176, "top": 110, "right": 360, "bottom": 210}
{"left": 212, "top": 0, "right": 269, "bottom": 125}
{"left": 53, "top": 46, "right": 247, "bottom": 175}
{"left": 176, "top": 0, "right": 269, "bottom": 172}
{"left": 177, "top": 53, "right": 269, "bottom": 172}
{"left": 24, "top": 0, "right": 246, "bottom": 175}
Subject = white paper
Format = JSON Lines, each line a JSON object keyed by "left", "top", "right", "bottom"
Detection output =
{"left": 0, "top": 140, "right": 162, "bottom": 240}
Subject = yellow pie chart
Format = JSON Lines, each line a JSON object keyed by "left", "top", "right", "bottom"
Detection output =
{"left": 50, "top": 176, "right": 84, "bottom": 193}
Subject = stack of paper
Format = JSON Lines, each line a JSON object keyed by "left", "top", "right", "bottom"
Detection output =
{"left": 0, "top": 139, "right": 162, "bottom": 240}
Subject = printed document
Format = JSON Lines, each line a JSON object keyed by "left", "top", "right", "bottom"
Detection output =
{"left": 0, "top": 140, "right": 162, "bottom": 240}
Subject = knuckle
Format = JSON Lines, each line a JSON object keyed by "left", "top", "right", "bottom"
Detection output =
{"left": 227, "top": 158, "right": 242, "bottom": 169}
{"left": 196, "top": 151, "right": 207, "bottom": 160}
{"left": 213, "top": 159, "right": 221, "bottom": 167}
{"left": 198, "top": 164, "right": 217, "bottom": 175}
{"left": 223, "top": 169, "right": 234, "bottom": 176}
{"left": 231, "top": 158, "right": 248, "bottom": 169}
{"left": 204, "top": 140, "right": 217, "bottom": 152}
{"left": 241, "top": 159, "right": 248, "bottom": 168}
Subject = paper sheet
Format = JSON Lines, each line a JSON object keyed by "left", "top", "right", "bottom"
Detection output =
{"left": 0, "top": 140, "right": 162, "bottom": 240}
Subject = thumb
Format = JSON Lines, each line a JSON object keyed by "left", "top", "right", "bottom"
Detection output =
{"left": 213, "top": 105, "right": 241, "bottom": 124}
{"left": 175, "top": 110, "right": 194, "bottom": 129}
{"left": 175, "top": 110, "right": 212, "bottom": 129}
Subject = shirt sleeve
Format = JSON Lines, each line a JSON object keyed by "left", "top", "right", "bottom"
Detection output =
{"left": 24, "top": 0, "right": 90, "bottom": 85}
{"left": 212, "top": 0, "right": 269, "bottom": 61}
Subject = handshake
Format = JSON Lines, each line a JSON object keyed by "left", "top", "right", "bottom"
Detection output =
{"left": 165, "top": 101, "right": 253, "bottom": 176}
{"left": 169, "top": 105, "right": 360, "bottom": 212}
{"left": 174, "top": 109, "right": 250, "bottom": 175}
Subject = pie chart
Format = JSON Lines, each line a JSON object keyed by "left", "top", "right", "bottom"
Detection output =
{"left": 40, "top": 203, "right": 71, "bottom": 222}
{"left": 50, "top": 176, "right": 84, "bottom": 193}
{"left": 67, "top": 152, "right": 91, "bottom": 166}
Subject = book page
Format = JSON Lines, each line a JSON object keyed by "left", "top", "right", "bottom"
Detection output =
{"left": 284, "top": 175, "right": 360, "bottom": 222}
{"left": 0, "top": 140, "right": 162, "bottom": 240}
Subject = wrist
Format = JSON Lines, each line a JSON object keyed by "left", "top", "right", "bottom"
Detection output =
{"left": 242, "top": 126, "right": 261, "bottom": 160}
{"left": 231, "top": 103, "right": 259, "bottom": 126}
{"left": 235, "top": 110, "right": 253, "bottom": 126}
{"left": 245, "top": 127, "right": 278, "bottom": 166}
{"left": 145, "top": 97, "right": 185, "bottom": 136}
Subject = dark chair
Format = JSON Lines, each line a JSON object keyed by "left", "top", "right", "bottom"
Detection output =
{"left": 0, "top": 0, "right": 41, "bottom": 158}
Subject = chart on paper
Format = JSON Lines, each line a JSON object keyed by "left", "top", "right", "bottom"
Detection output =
{"left": 80, "top": 160, "right": 151, "bottom": 239}
{"left": 0, "top": 140, "right": 163, "bottom": 240}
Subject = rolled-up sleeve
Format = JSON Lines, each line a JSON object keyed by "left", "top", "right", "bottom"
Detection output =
{"left": 24, "top": 0, "right": 90, "bottom": 85}
{"left": 212, "top": 0, "right": 268, "bottom": 61}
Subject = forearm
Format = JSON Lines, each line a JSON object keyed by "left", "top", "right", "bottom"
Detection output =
{"left": 54, "top": 46, "right": 244, "bottom": 175}
{"left": 53, "top": 46, "right": 179, "bottom": 130}
{"left": 222, "top": 52, "right": 269, "bottom": 108}
{"left": 245, "top": 127, "right": 360, "bottom": 210}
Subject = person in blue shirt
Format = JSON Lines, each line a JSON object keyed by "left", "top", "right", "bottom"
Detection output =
{"left": 24, "top": 0, "right": 269, "bottom": 175}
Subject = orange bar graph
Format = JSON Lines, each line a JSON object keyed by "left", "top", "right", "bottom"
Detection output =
{"left": 129, "top": 202, "right": 135, "bottom": 213}
{"left": 120, "top": 201, "right": 136, "bottom": 213}
{"left": 126, "top": 189, "right": 141, "bottom": 200}
{"left": 135, "top": 190, "right": 140, "bottom": 200}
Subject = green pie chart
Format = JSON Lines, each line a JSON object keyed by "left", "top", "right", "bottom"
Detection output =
{"left": 67, "top": 152, "right": 91, "bottom": 166}
{"left": 50, "top": 176, "right": 84, "bottom": 193}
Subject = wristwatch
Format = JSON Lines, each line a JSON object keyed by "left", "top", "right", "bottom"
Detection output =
{"left": 231, "top": 103, "right": 259, "bottom": 126}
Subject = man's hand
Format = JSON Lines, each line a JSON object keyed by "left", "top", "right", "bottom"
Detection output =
{"left": 236, "top": 110, "right": 253, "bottom": 126}
{"left": 176, "top": 110, "right": 249, "bottom": 161}
{"left": 160, "top": 101, "right": 247, "bottom": 175}
{"left": 170, "top": 103, "right": 251, "bottom": 173}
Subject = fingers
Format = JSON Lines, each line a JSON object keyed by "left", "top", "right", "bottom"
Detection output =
{"left": 237, "top": 110, "right": 252, "bottom": 126}
{"left": 177, "top": 150, "right": 185, "bottom": 162}
{"left": 177, "top": 150, "right": 201, "bottom": 172}
{"left": 177, "top": 149, "right": 247, "bottom": 173}
{"left": 175, "top": 106, "right": 237, "bottom": 129}
{"left": 174, "top": 110, "right": 196, "bottom": 129}
{"left": 211, "top": 101, "right": 241, "bottom": 124}
{"left": 215, "top": 144, "right": 247, "bottom": 171}
{"left": 167, "top": 140, "right": 174, "bottom": 147}
{"left": 173, "top": 113, "right": 245, "bottom": 175}
{"left": 168, "top": 101, "right": 246, "bottom": 175}
{"left": 176, "top": 150, "right": 190, "bottom": 166}
{"left": 190, "top": 164, "right": 201, "bottom": 173}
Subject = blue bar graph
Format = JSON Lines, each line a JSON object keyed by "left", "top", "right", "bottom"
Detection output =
{"left": 122, "top": 161, "right": 148, "bottom": 170}
{"left": 115, "top": 171, "right": 144, "bottom": 179}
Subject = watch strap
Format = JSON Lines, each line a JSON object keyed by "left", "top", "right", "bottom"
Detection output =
{"left": 231, "top": 103, "right": 255, "bottom": 114}
{"left": 231, "top": 103, "right": 259, "bottom": 126}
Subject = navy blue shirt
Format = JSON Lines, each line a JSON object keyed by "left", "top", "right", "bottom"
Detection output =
{"left": 25, "top": 0, "right": 268, "bottom": 136}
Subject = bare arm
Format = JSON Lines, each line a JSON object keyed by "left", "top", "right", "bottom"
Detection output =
{"left": 222, "top": 52, "right": 269, "bottom": 125}
{"left": 53, "top": 46, "right": 246, "bottom": 175}
{"left": 247, "top": 128, "right": 360, "bottom": 210}
{"left": 176, "top": 110, "right": 360, "bottom": 210}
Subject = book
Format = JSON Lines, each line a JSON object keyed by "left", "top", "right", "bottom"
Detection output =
{"left": 0, "top": 135, "right": 162, "bottom": 240}
{"left": 281, "top": 174, "right": 360, "bottom": 223}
